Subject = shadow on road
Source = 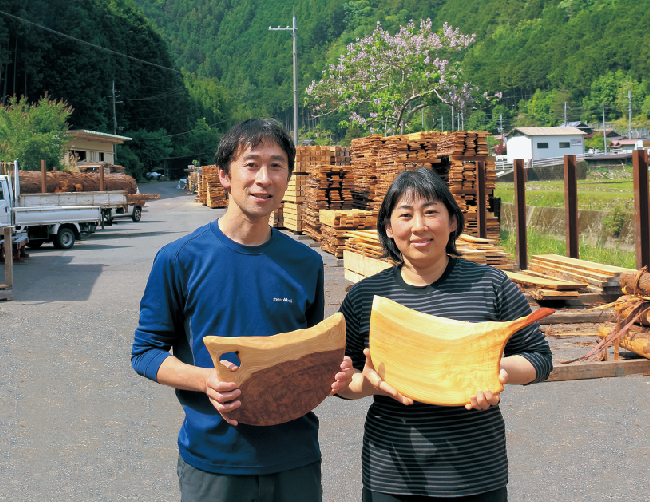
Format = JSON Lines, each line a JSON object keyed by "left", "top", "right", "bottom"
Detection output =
{"left": 12, "top": 256, "right": 104, "bottom": 302}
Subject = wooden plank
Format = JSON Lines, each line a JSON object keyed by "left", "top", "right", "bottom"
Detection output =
{"left": 343, "top": 250, "right": 392, "bottom": 278}
{"left": 530, "top": 289, "right": 580, "bottom": 300}
{"left": 505, "top": 271, "right": 586, "bottom": 290}
{"left": 547, "top": 359, "right": 650, "bottom": 382}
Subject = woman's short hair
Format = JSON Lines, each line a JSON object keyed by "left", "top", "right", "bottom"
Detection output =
{"left": 215, "top": 118, "right": 295, "bottom": 176}
{"left": 377, "top": 167, "right": 465, "bottom": 263}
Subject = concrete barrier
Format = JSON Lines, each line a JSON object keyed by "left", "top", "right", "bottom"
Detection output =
{"left": 500, "top": 202, "right": 635, "bottom": 252}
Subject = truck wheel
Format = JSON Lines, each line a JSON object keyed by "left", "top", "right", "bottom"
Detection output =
{"left": 132, "top": 206, "right": 142, "bottom": 222}
{"left": 54, "top": 227, "right": 76, "bottom": 249}
{"left": 27, "top": 240, "right": 44, "bottom": 249}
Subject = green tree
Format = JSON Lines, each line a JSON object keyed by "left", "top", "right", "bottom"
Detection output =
{"left": 0, "top": 94, "right": 72, "bottom": 170}
{"left": 123, "top": 129, "right": 173, "bottom": 180}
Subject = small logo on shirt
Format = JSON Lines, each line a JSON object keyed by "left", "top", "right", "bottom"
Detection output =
{"left": 273, "top": 297, "right": 293, "bottom": 303}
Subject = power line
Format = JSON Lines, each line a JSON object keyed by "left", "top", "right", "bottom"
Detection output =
{"left": 0, "top": 9, "right": 182, "bottom": 74}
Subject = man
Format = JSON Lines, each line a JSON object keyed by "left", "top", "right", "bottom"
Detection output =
{"left": 132, "top": 118, "right": 353, "bottom": 501}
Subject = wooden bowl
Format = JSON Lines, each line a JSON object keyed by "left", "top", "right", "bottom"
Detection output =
{"left": 203, "top": 313, "right": 346, "bottom": 426}
{"left": 370, "top": 296, "right": 554, "bottom": 406}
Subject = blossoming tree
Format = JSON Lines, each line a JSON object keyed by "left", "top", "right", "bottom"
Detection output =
{"left": 306, "top": 19, "right": 501, "bottom": 135}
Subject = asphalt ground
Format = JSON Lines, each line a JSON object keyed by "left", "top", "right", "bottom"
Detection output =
{"left": 0, "top": 181, "right": 648, "bottom": 502}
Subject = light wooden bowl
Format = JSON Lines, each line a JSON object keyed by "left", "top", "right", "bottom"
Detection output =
{"left": 370, "top": 296, "right": 554, "bottom": 406}
{"left": 203, "top": 313, "right": 346, "bottom": 426}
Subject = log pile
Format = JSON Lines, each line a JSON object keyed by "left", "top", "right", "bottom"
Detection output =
{"left": 17, "top": 171, "right": 138, "bottom": 194}
{"left": 581, "top": 268, "right": 650, "bottom": 363}
{"left": 319, "top": 210, "right": 376, "bottom": 258}
{"left": 200, "top": 165, "right": 228, "bottom": 208}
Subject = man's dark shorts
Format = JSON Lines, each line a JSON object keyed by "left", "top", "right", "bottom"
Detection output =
{"left": 177, "top": 455, "right": 322, "bottom": 502}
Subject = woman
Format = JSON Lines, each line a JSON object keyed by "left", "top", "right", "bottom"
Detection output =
{"left": 338, "top": 167, "right": 552, "bottom": 501}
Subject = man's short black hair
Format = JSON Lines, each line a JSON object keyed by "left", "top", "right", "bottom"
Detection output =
{"left": 377, "top": 167, "right": 465, "bottom": 263}
{"left": 215, "top": 119, "right": 295, "bottom": 176}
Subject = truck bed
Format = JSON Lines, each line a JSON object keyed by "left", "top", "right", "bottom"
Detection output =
{"left": 13, "top": 205, "right": 101, "bottom": 226}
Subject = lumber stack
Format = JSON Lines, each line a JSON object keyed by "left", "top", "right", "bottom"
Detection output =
{"left": 187, "top": 170, "right": 201, "bottom": 193}
{"left": 342, "top": 231, "right": 515, "bottom": 282}
{"left": 527, "top": 255, "right": 632, "bottom": 296}
{"left": 319, "top": 210, "right": 376, "bottom": 258}
{"left": 300, "top": 147, "right": 353, "bottom": 242}
{"left": 350, "top": 135, "right": 383, "bottom": 210}
{"left": 202, "top": 165, "right": 228, "bottom": 208}
{"left": 282, "top": 173, "right": 308, "bottom": 233}
{"left": 343, "top": 249, "right": 392, "bottom": 283}
{"left": 269, "top": 203, "right": 284, "bottom": 228}
{"left": 294, "top": 145, "right": 350, "bottom": 173}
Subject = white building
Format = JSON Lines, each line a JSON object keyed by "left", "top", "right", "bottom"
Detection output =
{"left": 64, "top": 130, "right": 132, "bottom": 167}
{"left": 505, "top": 127, "right": 585, "bottom": 164}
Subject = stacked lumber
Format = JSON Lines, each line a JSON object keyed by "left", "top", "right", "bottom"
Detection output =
{"left": 301, "top": 148, "right": 353, "bottom": 242}
{"left": 319, "top": 210, "right": 376, "bottom": 258}
{"left": 269, "top": 203, "right": 284, "bottom": 228}
{"left": 342, "top": 230, "right": 514, "bottom": 277}
{"left": 187, "top": 170, "right": 201, "bottom": 193}
{"left": 436, "top": 131, "right": 489, "bottom": 156}
{"left": 281, "top": 173, "right": 308, "bottom": 233}
{"left": 202, "top": 165, "right": 228, "bottom": 208}
{"left": 17, "top": 171, "right": 138, "bottom": 194}
{"left": 372, "top": 133, "right": 442, "bottom": 212}
{"left": 504, "top": 271, "right": 587, "bottom": 301}
{"left": 350, "top": 135, "right": 383, "bottom": 210}
{"left": 454, "top": 234, "right": 515, "bottom": 270}
{"left": 343, "top": 249, "right": 393, "bottom": 283}
{"left": 282, "top": 202, "right": 303, "bottom": 232}
{"left": 294, "top": 145, "right": 350, "bottom": 173}
{"left": 527, "top": 255, "right": 632, "bottom": 296}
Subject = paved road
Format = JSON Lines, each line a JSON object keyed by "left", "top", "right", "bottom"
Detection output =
{"left": 0, "top": 182, "right": 647, "bottom": 501}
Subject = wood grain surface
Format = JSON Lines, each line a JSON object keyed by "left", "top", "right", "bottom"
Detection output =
{"left": 369, "top": 296, "right": 554, "bottom": 406}
{"left": 203, "top": 313, "right": 346, "bottom": 426}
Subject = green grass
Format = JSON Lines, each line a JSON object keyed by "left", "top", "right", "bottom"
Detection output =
{"left": 494, "top": 177, "right": 635, "bottom": 211}
{"left": 499, "top": 228, "right": 636, "bottom": 270}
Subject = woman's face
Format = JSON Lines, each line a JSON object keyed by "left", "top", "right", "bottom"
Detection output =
{"left": 385, "top": 193, "right": 457, "bottom": 268}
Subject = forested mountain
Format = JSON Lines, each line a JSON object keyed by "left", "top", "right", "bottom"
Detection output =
{"left": 134, "top": 0, "right": 650, "bottom": 135}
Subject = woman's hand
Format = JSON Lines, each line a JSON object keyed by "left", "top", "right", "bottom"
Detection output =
{"left": 362, "top": 348, "right": 413, "bottom": 405}
{"left": 465, "top": 368, "right": 508, "bottom": 411}
{"left": 330, "top": 356, "right": 355, "bottom": 396}
{"left": 205, "top": 359, "right": 241, "bottom": 426}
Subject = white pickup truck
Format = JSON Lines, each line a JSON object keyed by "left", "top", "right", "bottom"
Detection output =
{"left": 0, "top": 164, "right": 101, "bottom": 249}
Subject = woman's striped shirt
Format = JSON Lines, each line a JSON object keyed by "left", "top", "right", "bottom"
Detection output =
{"left": 339, "top": 257, "right": 553, "bottom": 497}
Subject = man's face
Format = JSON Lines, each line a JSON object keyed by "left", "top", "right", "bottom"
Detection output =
{"left": 219, "top": 140, "right": 290, "bottom": 221}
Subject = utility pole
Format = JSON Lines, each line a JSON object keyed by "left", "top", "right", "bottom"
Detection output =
{"left": 461, "top": 111, "right": 464, "bottom": 131}
{"left": 602, "top": 101, "right": 607, "bottom": 154}
{"left": 564, "top": 102, "right": 567, "bottom": 125}
{"left": 421, "top": 107, "right": 424, "bottom": 128}
{"left": 451, "top": 105, "right": 454, "bottom": 132}
{"left": 628, "top": 90, "right": 632, "bottom": 139}
{"left": 112, "top": 81, "right": 118, "bottom": 135}
{"left": 441, "top": 115, "right": 443, "bottom": 133}
{"left": 269, "top": 11, "right": 299, "bottom": 146}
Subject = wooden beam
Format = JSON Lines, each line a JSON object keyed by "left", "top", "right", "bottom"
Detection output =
{"left": 99, "top": 162, "right": 105, "bottom": 192}
{"left": 477, "top": 160, "right": 487, "bottom": 238}
{"left": 633, "top": 149, "right": 650, "bottom": 269}
{"left": 514, "top": 159, "right": 527, "bottom": 270}
{"left": 564, "top": 155, "right": 579, "bottom": 259}
{"left": 537, "top": 310, "right": 613, "bottom": 325}
{"left": 547, "top": 359, "right": 650, "bottom": 382}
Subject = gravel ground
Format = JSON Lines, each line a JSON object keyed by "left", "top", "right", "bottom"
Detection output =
{"left": 0, "top": 181, "right": 648, "bottom": 502}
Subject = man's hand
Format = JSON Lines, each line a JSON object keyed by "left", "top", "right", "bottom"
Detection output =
{"left": 465, "top": 369, "right": 508, "bottom": 411}
{"left": 205, "top": 359, "right": 241, "bottom": 426}
{"left": 330, "top": 356, "right": 354, "bottom": 396}
{"left": 362, "top": 348, "right": 413, "bottom": 405}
